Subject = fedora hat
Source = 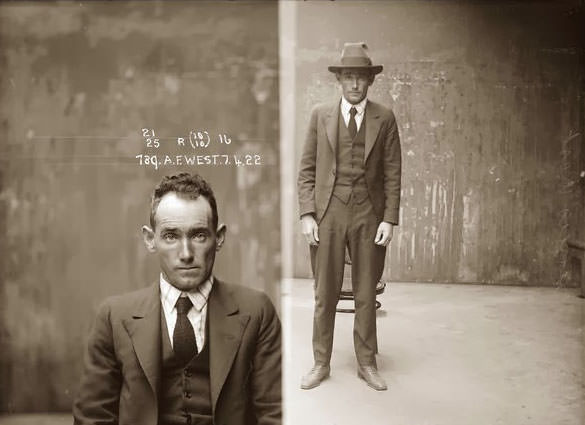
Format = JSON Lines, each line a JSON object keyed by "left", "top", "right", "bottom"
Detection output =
{"left": 328, "top": 42, "right": 383, "bottom": 74}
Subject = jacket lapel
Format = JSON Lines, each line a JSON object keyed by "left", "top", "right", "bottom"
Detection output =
{"left": 324, "top": 101, "right": 340, "bottom": 154}
{"left": 208, "top": 280, "right": 250, "bottom": 414}
{"left": 122, "top": 283, "right": 161, "bottom": 402}
{"left": 364, "top": 101, "right": 382, "bottom": 164}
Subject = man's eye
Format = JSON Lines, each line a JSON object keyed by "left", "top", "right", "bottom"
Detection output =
{"left": 193, "top": 233, "right": 208, "bottom": 241}
{"left": 342, "top": 74, "right": 367, "bottom": 82}
{"left": 163, "top": 234, "right": 177, "bottom": 241}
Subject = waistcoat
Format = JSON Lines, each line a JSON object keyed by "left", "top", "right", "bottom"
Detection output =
{"left": 332, "top": 109, "right": 369, "bottom": 204}
{"left": 159, "top": 307, "right": 213, "bottom": 425}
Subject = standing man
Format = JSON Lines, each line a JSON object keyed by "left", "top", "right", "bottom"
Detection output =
{"left": 297, "top": 42, "right": 401, "bottom": 391}
{"left": 74, "top": 172, "right": 281, "bottom": 425}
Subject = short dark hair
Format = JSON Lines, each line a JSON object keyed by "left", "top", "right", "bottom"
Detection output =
{"left": 150, "top": 172, "right": 218, "bottom": 231}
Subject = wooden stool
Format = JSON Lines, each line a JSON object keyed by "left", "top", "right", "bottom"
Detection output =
{"left": 567, "top": 240, "right": 585, "bottom": 298}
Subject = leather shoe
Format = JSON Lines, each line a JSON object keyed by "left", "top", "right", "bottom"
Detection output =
{"left": 357, "top": 364, "right": 387, "bottom": 391}
{"left": 300, "top": 364, "right": 330, "bottom": 389}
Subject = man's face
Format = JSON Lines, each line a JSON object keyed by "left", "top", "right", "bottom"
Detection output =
{"left": 337, "top": 69, "right": 374, "bottom": 104}
{"left": 142, "top": 192, "right": 225, "bottom": 292}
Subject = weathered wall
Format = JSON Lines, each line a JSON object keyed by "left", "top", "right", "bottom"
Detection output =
{"left": 292, "top": 1, "right": 585, "bottom": 286}
{"left": 0, "top": 1, "right": 279, "bottom": 412}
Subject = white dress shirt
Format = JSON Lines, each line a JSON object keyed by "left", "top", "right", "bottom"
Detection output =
{"left": 159, "top": 273, "right": 213, "bottom": 351}
{"left": 341, "top": 96, "right": 367, "bottom": 132}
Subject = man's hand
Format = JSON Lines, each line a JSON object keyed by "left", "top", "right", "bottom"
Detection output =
{"left": 374, "top": 222, "right": 393, "bottom": 246}
{"left": 301, "top": 214, "right": 319, "bottom": 246}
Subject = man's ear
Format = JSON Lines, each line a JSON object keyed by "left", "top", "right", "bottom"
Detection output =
{"left": 216, "top": 223, "right": 227, "bottom": 251}
{"left": 142, "top": 225, "right": 156, "bottom": 253}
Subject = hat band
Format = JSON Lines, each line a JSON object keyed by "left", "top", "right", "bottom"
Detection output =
{"left": 339, "top": 56, "right": 373, "bottom": 67}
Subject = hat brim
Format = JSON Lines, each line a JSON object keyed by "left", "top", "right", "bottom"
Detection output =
{"left": 328, "top": 65, "right": 383, "bottom": 74}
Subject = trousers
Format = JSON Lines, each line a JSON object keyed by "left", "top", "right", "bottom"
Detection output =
{"left": 310, "top": 193, "right": 386, "bottom": 366}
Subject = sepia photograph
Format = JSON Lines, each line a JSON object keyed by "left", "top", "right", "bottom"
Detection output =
{"left": 0, "top": 1, "right": 280, "bottom": 425}
{"left": 0, "top": 1, "right": 584, "bottom": 425}
{"left": 280, "top": 1, "right": 584, "bottom": 425}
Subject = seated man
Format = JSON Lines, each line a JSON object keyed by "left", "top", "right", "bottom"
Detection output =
{"left": 73, "top": 172, "right": 281, "bottom": 425}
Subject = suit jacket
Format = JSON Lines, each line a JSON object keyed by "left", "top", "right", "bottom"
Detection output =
{"left": 73, "top": 279, "right": 281, "bottom": 425}
{"left": 297, "top": 99, "right": 402, "bottom": 224}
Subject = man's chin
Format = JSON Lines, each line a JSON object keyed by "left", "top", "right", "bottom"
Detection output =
{"left": 169, "top": 277, "right": 205, "bottom": 292}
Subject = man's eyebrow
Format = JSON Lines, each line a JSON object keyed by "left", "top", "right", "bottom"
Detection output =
{"left": 160, "top": 226, "right": 179, "bottom": 233}
{"left": 188, "top": 227, "right": 211, "bottom": 234}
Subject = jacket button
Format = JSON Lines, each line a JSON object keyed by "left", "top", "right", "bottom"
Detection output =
{"left": 184, "top": 391, "right": 192, "bottom": 398}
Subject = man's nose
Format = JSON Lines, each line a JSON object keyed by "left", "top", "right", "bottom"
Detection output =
{"left": 351, "top": 77, "right": 358, "bottom": 88}
{"left": 178, "top": 238, "right": 194, "bottom": 262}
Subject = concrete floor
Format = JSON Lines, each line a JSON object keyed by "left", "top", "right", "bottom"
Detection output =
{"left": 283, "top": 279, "right": 585, "bottom": 425}
{"left": 0, "top": 415, "right": 70, "bottom": 425}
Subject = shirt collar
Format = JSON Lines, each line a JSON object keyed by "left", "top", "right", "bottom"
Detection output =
{"left": 159, "top": 273, "right": 214, "bottom": 313}
{"left": 341, "top": 96, "right": 367, "bottom": 117}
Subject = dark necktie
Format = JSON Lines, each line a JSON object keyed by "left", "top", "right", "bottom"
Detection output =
{"left": 173, "top": 296, "right": 198, "bottom": 364}
{"left": 348, "top": 106, "right": 357, "bottom": 139}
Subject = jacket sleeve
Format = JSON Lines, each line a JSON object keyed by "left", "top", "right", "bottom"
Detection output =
{"left": 73, "top": 301, "right": 122, "bottom": 425}
{"left": 382, "top": 110, "right": 402, "bottom": 225}
{"left": 297, "top": 106, "right": 319, "bottom": 218}
{"left": 251, "top": 294, "right": 282, "bottom": 425}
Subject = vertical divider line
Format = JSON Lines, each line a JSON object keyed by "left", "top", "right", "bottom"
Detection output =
{"left": 278, "top": 2, "right": 297, "bottom": 424}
